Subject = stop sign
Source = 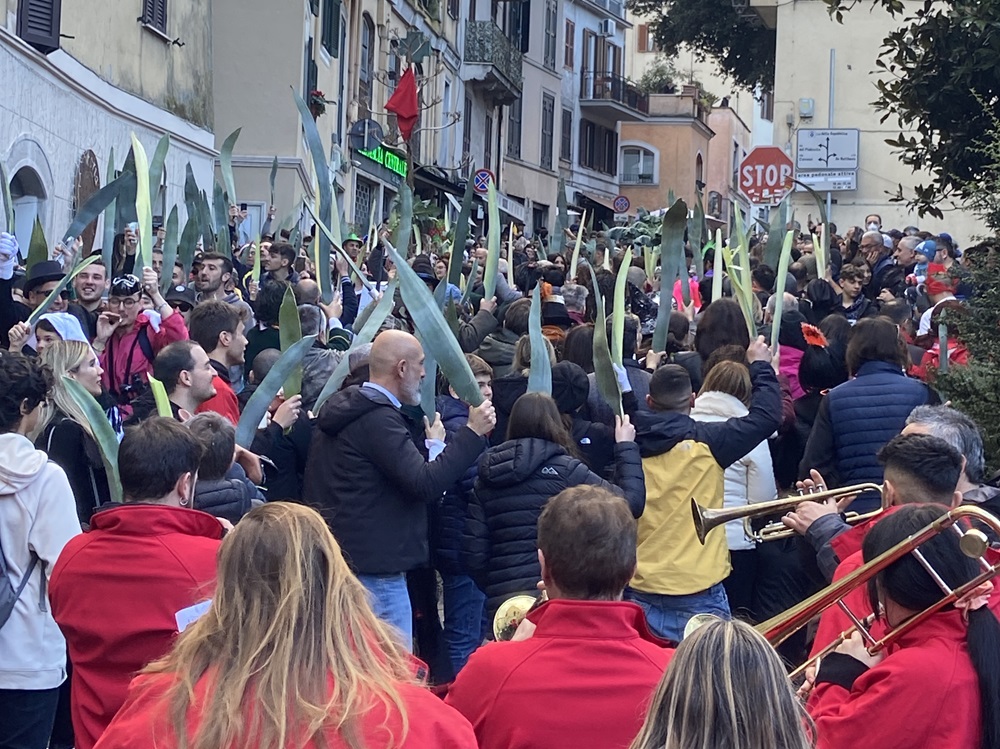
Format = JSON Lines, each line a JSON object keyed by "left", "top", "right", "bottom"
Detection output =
{"left": 739, "top": 146, "right": 794, "bottom": 205}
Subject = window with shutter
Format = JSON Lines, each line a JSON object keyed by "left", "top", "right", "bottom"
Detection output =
{"left": 140, "top": 0, "right": 168, "bottom": 34}
{"left": 322, "top": 0, "right": 340, "bottom": 57}
{"left": 17, "top": 0, "right": 63, "bottom": 54}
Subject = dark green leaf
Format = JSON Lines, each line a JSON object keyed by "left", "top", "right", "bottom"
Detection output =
{"left": 587, "top": 264, "right": 622, "bottom": 418}
{"left": 101, "top": 148, "right": 118, "bottom": 272}
{"left": 147, "top": 134, "right": 170, "bottom": 208}
{"left": 62, "top": 174, "right": 128, "bottom": 246}
{"left": 178, "top": 216, "right": 199, "bottom": 282}
{"left": 651, "top": 200, "right": 687, "bottom": 351}
{"left": 449, "top": 180, "right": 475, "bottom": 287}
{"left": 0, "top": 159, "right": 13, "bottom": 233}
{"left": 159, "top": 205, "right": 179, "bottom": 295}
{"left": 279, "top": 284, "right": 304, "bottom": 397}
{"left": 63, "top": 376, "right": 123, "bottom": 503}
{"left": 269, "top": 156, "right": 279, "bottom": 207}
{"left": 292, "top": 89, "right": 333, "bottom": 300}
{"left": 26, "top": 217, "right": 48, "bottom": 273}
{"left": 219, "top": 128, "right": 241, "bottom": 206}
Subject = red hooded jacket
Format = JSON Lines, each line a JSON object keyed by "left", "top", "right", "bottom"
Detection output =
{"left": 49, "top": 504, "right": 223, "bottom": 749}
{"left": 100, "top": 312, "right": 188, "bottom": 406}
{"left": 808, "top": 609, "right": 982, "bottom": 749}
{"left": 93, "top": 669, "right": 476, "bottom": 749}
{"left": 445, "top": 599, "right": 673, "bottom": 749}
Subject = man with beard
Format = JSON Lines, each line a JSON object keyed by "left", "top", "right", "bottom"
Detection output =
{"left": 67, "top": 259, "right": 110, "bottom": 340}
{"left": 194, "top": 253, "right": 254, "bottom": 331}
{"left": 302, "top": 330, "right": 497, "bottom": 647}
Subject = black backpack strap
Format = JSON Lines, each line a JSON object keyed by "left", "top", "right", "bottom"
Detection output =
{"left": 136, "top": 325, "right": 155, "bottom": 365}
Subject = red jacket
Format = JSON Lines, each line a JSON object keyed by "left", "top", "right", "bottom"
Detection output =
{"left": 195, "top": 361, "right": 240, "bottom": 425}
{"left": 808, "top": 609, "right": 982, "bottom": 749}
{"left": 445, "top": 599, "right": 673, "bottom": 749}
{"left": 49, "top": 504, "right": 223, "bottom": 749}
{"left": 93, "top": 669, "right": 476, "bottom": 749}
{"left": 100, "top": 313, "right": 188, "bottom": 401}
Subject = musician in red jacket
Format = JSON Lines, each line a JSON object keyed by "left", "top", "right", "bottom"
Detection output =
{"left": 808, "top": 504, "right": 1000, "bottom": 749}
{"left": 445, "top": 485, "right": 673, "bottom": 749}
{"left": 49, "top": 418, "right": 225, "bottom": 749}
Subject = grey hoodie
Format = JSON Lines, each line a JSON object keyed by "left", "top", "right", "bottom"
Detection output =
{"left": 0, "top": 433, "right": 81, "bottom": 689}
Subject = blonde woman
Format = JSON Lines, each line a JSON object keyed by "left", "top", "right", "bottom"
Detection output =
{"left": 92, "top": 503, "right": 477, "bottom": 749}
{"left": 631, "top": 619, "right": 815, "bottom": 749}
{"left": 36, "top": 340, "right": 121, "bottom": 525}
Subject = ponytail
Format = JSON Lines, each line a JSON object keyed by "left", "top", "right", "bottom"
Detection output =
{"left": 966, "top": 607, "right": 1000, "bottom": 749}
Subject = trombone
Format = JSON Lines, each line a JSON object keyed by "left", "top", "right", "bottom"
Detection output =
{"left": 691, "top": 482, "right": 885, "bottom": 544}
{"left": 757, "top": 504, "right": 1000, "bottom": 678}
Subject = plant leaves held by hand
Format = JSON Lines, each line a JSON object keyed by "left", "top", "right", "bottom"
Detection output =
{"left": 279, "top": 284, "right": 304, "bottom": 397}
{"left": 63, "top": 376, "right": 123, "bottom": 503}
{"left": 527, "top": 284, "right": 551, "bottom": 395}
{"left": 130, "top": 133, "right": 154, "bottom": 272}
{"left": 220, "top": 128, "right": 241, "bottom": 206}
{"left": 27, "top": 256, "right": 101, "bottom": 326}
{"left": 26, "top": 217, "right": 48, "bottom": 273}
{"left": 159, "top": 205, "right": 180, "bottom": 295}
{"left": 588, "top": 264, "right": 622, "bottom": 418}
{"left": 147, "top": 375, "right": 173, "bottom": 418}
{"left": 651, "top": 200, "right": 687, "bottom": 352}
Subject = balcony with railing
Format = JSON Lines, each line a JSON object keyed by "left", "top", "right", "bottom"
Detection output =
{"left": 462, "top": 21, "right": 523, "bottom": 106}
{"left": 620, "top": 173, "right": 655, "bottom": 185}
{"left": 580, "top": 71, "right": 648, "bottom": 122}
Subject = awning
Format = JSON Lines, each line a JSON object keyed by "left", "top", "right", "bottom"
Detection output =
{"left": 577, "top": 191, "right": 617, "bottom": 211}
{"left": 446, "top": 193, "right": 478, "bottom": 227}
{"left": 414, "top": 165, "right": 464, "bottom": 196}
{"left": 497, "top": 191, "right": 527, "bottom": 223}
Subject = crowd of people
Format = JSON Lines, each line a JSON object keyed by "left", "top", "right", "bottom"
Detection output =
{"left": 0, "top": 206, "right": 997, "bottom": 749}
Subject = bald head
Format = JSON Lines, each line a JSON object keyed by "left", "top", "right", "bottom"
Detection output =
{"left": 295, "top": 279, "right": 321, "bottom": 306}
{"left": 368, "top": 330, "right": 425, "bottom": 406}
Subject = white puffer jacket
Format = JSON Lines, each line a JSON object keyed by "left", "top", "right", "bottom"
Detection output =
{"left": 0, "top": 433, "right": 81, "bottom": 689}
{"left": 691, "top": 391, "right": 777, "bottom": 551}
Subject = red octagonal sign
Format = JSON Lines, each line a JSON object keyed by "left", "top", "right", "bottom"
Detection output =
{"left": 739, "top": 146, "right": 794, "bottom": 205}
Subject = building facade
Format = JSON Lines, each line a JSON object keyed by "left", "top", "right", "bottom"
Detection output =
{"left": 2, "top": 0, "right": 216, "bottom": 254}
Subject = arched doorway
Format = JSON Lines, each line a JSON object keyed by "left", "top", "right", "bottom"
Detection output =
{"left": 10, "top": 167, "right": 47, "bottom": 257}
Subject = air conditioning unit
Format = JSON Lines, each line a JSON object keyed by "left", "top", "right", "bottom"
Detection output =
{"left": 598, "top": 19, "right": 615, "bottom": 37}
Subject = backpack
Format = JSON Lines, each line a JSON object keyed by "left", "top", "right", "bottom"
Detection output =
{"left": 0, "top": 539, "right": 38, "bottom": 629}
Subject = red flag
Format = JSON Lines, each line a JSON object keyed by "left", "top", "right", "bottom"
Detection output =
{"left": 386, "top": 67, "right": 419, "bottom": 142}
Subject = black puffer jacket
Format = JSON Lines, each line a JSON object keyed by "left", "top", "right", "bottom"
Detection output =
{"left": 463, "top": 437, "right": 645, "bottom": 620}
{"left": 193, "top": 464, "right": 265, "bottom": 524}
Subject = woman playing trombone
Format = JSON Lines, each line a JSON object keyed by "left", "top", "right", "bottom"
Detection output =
{"left": 807, "top": 504, "right": 1000, "bottom": 749}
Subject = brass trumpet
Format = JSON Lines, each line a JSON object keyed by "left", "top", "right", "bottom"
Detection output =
{"left": 756, "top": 504, "right": 1000, "bottom": 679}
{"left": 691, "top": 482, "right": 885, "bottom": 545}
{"left": 492, "top": 592, "right": 547, "bottom": 641}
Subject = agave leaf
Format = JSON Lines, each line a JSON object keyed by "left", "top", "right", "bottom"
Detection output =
{"left": 587, "top": 264, "right": 622, "bottom": 418}
{"left": 569, "top": 210, "right": 586, "bottom": 278}
{"left": 250, "top": 235, "right": 262, "bottom": 286}
{"left": 651, "top": 200, "right": 687, "bottom": 352}
{"left": 506, "top": 223, "right": 516, "bottom": 289}
{"left": 213, "top": 181, "right": 230, "bottom": 256}
{"left": 444, "top": 298, "right": 461, "bottom": 336}
{"left": 0, "top": 159, "right": 13, "bottom": 232}
{"left": 769, "top": 230, "right": 796, "bottom": 355}
{"left": 293, "top": 90, "right": 333, "bottom": 298}
{"left": 279, "top": 285, "right": 304, "bottom": 397}
{"left": 552, "top": 177, "right": 568, "bottom": 256}
{"left": 130, "top": 134, "right": 154, "bottom": 271}
{"left": 198, "top": 188, "right": 216, "bottom": 252}
{"left": 312, "top": 283, "right": 397, "bottom": 413}
{"left": 26, "top": 217, "right": 48, "bottom": 273}
{"left": 711, "top": 228, "right": 724, "bottom": 305}
{"left": 527, "top": 284, "right": 552, "bottom": 395}
{"left": 147, "top": 134, "right": 170, "bottom": 210}
{"left": 392, "top": 183, "right": 414, "bottom": 257}
{"left": 63, "top": 174, "right": 127, "bottom": 247}
{"left": 305, "top": 201, "right": 376, "bottom": 293}
{"left": 433, "top": 264, "right": 450, "bottom": 311}
{"left": 27, "top": 256, "right": 101, "bottom": 326}
{"left": 692, "top": 189, "right": 708, "bottom": 252}
{"left": 643, "top": 244, "right": 655, "bottom": 284}
{"left": 235, "top": 335, "right": 317, "bottom": 448}
{"left": 763, "top": 194, "right": 790, "bottom": 270}
{"left": 178, "top": 217, "right": 199, "bottom": 282}
{"left": 147, "top": 375, "right": 173, "bottom": 418}
{"left": 220, "top": 128, "right": 241, "bottom": 206}
{"left": 388, "top": 244, "right": 483, "bottom": 407}
{"left": 482, "top": 178, "right": 501, "bottom": 299}
{"left": 269, "top": 156, "right": 279, "bottom": 207}
{"left": 183, "top": 162, "right": 199, "bottom": 214}
{"left": 63, "top": 376, "right": 123, "bottom": 503}
{"left": 101, "top": 148, "right": 117, "bottom": 270}
{"left": 793, "top": 179, "right": 829, "bottom": 274}
{"left": 450, "top": 180, "right": 475, "bottom": 287}
{"left": 159, "top": 205, "right": 180, "bottom": 295}
{"left": 115, "top": 147, "right": 138, "bottom": 230}
{"left": 460, "top": 255, "right": 479, "bottom": 307}
{"left": 720, "top": 244, "right": 756, "bottom": 340}
{"left": 611, "top": 248, "right": 633, "bottom": 366}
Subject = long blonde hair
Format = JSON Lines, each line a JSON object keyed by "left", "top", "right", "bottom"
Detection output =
{"left": 145, "top": 503, "right": 415, "bottom": 749}
{"left": 36, "top": 340, "right": 97, "bottom": 442}
{"left": 630, "top": 619, "right": 815, "bottom": 749}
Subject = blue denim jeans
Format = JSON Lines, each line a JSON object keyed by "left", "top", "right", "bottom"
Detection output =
{"left": 441, "top": 573, "right": 486, "bottom": 674}
{"left": 356, "top": 573, "right": 413, "bottom": 652}
{"left": 625, "top": 583, "right": 731, "bottom": 643}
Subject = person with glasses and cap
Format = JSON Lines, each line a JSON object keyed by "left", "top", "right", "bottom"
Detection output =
{"left": 93, "top": 266, "right": 188, "bottom": 411}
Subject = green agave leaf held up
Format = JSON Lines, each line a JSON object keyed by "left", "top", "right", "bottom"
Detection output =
{"left": 527, "top": 284, "right": 551, "bottom": 395}
{"left": 63, "top": 376, "right": 123, "bottom": 503}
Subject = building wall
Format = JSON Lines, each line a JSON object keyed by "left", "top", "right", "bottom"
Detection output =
{"left": 1, "top": 23, "right": 215, "bottom": 255}
{"left": 706, "top": 107, "right": 752, "bottom": 226}
{"left": 60, "top": 0, "right": 213, "bottom": 129}
{"left": 766, "top": 0, "right": 985, "bottom": 244}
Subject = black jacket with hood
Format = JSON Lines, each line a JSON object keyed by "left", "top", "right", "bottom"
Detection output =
{"left": 463, "top": 436, "right": 645, "bottom": 619}
{"left": 194, "top": 464, "right": 265, "bottom": 524}
{"left": 302, "top": 384, "right": 486, "bottom": 574}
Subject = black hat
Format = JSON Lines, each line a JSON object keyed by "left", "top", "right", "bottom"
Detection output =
{"left": 164, "top": 284, "right": 197, "bottom": 310}
{"left": 551, "top": 360, "right": 590, "bottom": 414}
{"left": 23, "top": 261, "right": 65, "bottom": 295}
{"left": 110, "top": 274, "right": 143, "bottom": 297}
{"left": 411, "top": 254, "right": 436, "bottom": 283}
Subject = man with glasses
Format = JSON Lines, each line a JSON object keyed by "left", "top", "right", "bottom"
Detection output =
{"left": 93, "top": 267, "right": 188, "bottom": 411}
{"left": 23, "top": 261, "right": 71, "bottom": 314}
{"left": 858, "top": 230, "right": 897, "bottom": 302}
